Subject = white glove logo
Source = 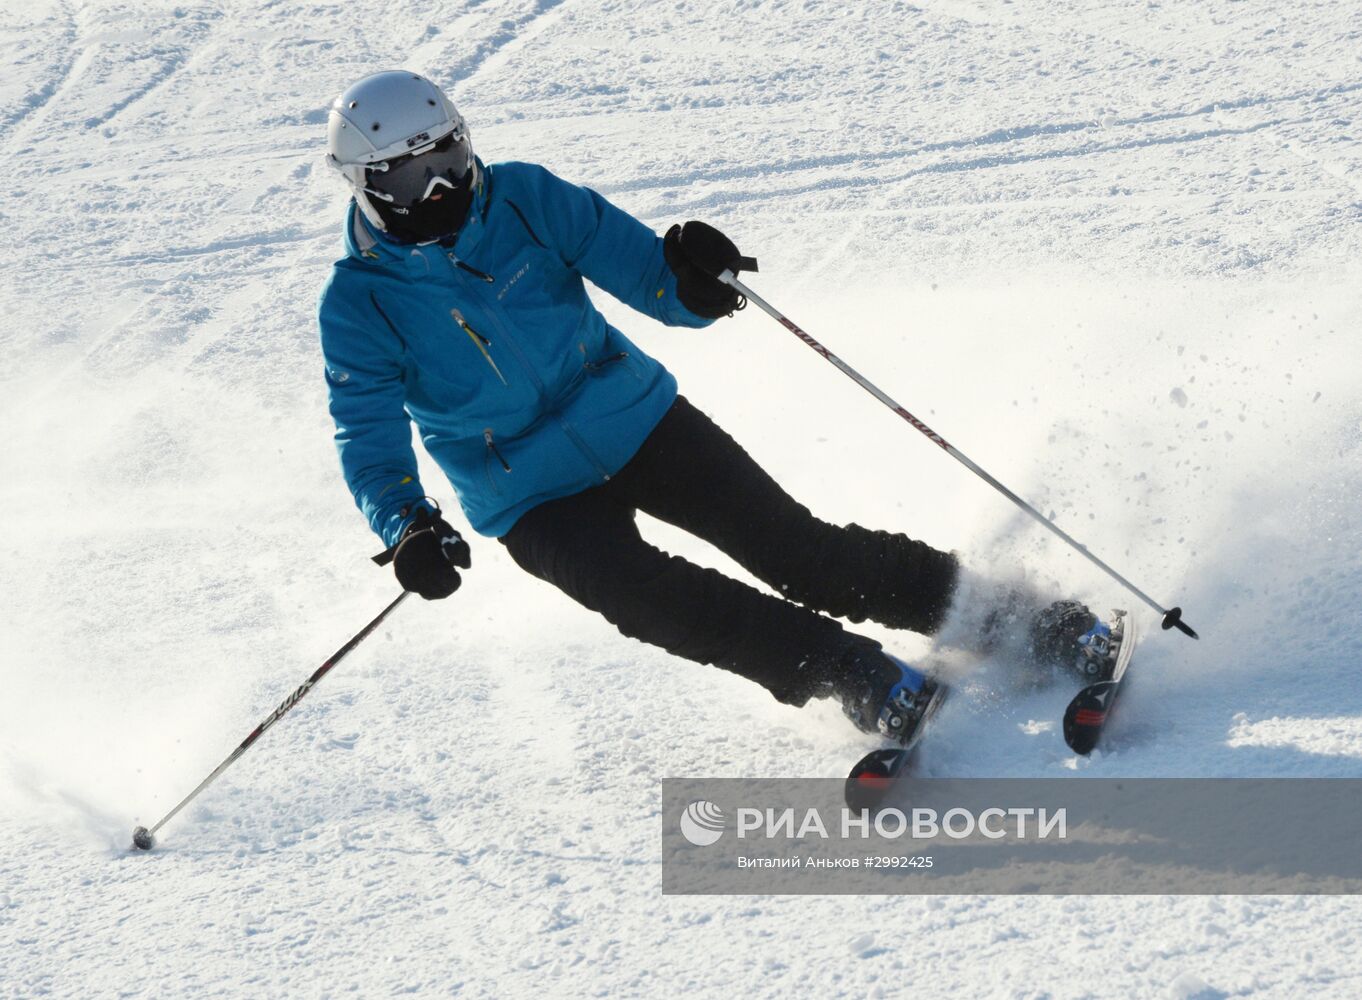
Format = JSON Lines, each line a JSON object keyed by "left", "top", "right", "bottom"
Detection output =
{"left": 679, "top": 800, "right": 725, "bottom": 847}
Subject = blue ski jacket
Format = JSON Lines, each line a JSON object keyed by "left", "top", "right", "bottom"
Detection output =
{"left": 318, "top": 161, "right": 714, "bottom": 545}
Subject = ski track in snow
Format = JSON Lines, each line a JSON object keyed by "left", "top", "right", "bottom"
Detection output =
{"left": 0, "top": 1, "right": 78, "bottom": 137}
{"left": 3, "top": 1, "right": 1362, "bottom": 997}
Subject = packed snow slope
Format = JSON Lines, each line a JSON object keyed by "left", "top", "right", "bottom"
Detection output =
{"left": 3, "top": 0, "right": 1361, "bottom": 996}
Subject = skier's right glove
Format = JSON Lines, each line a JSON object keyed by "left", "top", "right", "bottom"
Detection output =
{"left": 392, "top": 509, "right": 472, "bottom": 600}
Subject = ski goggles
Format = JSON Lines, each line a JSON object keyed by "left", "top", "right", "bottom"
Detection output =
{"left": 364, "top": 128, "right": 473, "bottom": 207}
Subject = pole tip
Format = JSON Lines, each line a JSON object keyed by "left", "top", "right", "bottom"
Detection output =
{"left": 132, "top": 826, "right": 155, "bottom": 851}
{"left": 1160, "top": 607, "right": 1199, "bottom": 640}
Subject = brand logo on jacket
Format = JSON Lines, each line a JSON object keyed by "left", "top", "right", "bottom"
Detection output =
{"left": 497, "top": 263, "right": 530, "bottom": 300}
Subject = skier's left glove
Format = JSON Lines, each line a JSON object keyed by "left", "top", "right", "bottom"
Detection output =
{"left": 392, "top": 509, "right": 472, "bottom": 600}
{"left": 663, "top": 220, "right": 758, "bottom": 319}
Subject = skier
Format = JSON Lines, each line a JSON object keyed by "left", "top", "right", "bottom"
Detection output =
{"left": 319, "top": 71, "right": 1109, "bottom": 746}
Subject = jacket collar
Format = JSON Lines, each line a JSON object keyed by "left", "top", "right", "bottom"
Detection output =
{"left": 343, "top": 159, "right": 493, "bottom": 272}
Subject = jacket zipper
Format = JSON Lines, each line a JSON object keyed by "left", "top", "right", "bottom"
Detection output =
{"left": 451, "top": 308, "right": 509, "bottom": 386}
{"left": 583, "top": 351, "right": 629, "bottom": 371}
{"left": 483, "top": 429, "right": 511, "bottom": 472}
{"left": 446, "top": 251, "right": 495, "bottom": 284}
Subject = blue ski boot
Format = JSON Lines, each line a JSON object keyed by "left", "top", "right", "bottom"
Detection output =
{"left": 830, "top": 643, "right": 943, "bottom": 745}
{"left": 1028, "top": 600, "right": 1118, "bottom": 681}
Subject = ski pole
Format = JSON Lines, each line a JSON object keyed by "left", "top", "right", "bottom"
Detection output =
{"left": 131, "top": 590, "right": 412, "bottom": 851}
{"left": 719, "top": 270, "right": 1198, "bottom": 641}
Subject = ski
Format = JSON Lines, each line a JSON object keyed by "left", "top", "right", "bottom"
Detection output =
{"left": 1062, "top": 610, "right": 1140, "bottom": 755}
{"left": 843, "top": 682, "right": 949, "bottom": 811}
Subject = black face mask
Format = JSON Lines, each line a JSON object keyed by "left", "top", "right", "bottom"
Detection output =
{"left": 372, "top": 183, "right": 475, "bottom": 244}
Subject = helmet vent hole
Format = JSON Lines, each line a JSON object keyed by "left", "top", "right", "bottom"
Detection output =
{"left": 348, "top": 101, "right": 357, "bottom": 109}
{"left": 371, "top": 123, "right": 381, "bottom": 131}
{"left": 428, "top": 99, "right": 436, "bottom": 106}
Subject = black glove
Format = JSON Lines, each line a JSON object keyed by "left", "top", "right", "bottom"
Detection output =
{"left": 663, "top": 220, "right": 758, "bottom": 319}
{"left": 392, "top": 509, "right": 472, "bottom": 600}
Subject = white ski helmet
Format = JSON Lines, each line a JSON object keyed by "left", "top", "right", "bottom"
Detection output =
{"left": 326, "top": 70, "right": 477, "bottom": 233}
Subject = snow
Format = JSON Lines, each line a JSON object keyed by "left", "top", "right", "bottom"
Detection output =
{"left": 3, "top": 0, "right": 1362, "bottom": 996}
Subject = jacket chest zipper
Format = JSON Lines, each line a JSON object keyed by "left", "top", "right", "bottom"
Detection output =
{"left": 450, "top": 308, "right": 509, "bottom": 387}
{"left": 447, "top": 252, "right": 495, "bottom": 284}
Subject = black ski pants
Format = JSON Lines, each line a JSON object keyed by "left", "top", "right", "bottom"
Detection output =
{"left": 499, "top": 396, "right": 959, "bottom": 705}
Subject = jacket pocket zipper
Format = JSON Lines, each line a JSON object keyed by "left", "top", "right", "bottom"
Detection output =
{"left": 579, "top": 342, "right": 634, "bottom": 373}
{"left": 583, "top": 351, "right": 629, "bottom": 371}
{"left": 483, "top": 428, "right": 512, "bottom": 472}
{"left": 452, "top": 308, "right": 509, "bottom": 386}
{"left": 456, "top": 259, "right": 495, "bottom": 283}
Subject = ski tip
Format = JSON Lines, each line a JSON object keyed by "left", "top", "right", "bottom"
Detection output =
{"left": 1160, "top": 607, "right": 1199, "bottom": 640}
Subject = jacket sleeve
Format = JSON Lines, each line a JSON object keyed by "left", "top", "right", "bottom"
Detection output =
{"left": 503, "top": 162, "right": 715, "bottom": 329}
{"left": 318, "top": 277, "right": 435, "bottom": 548}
